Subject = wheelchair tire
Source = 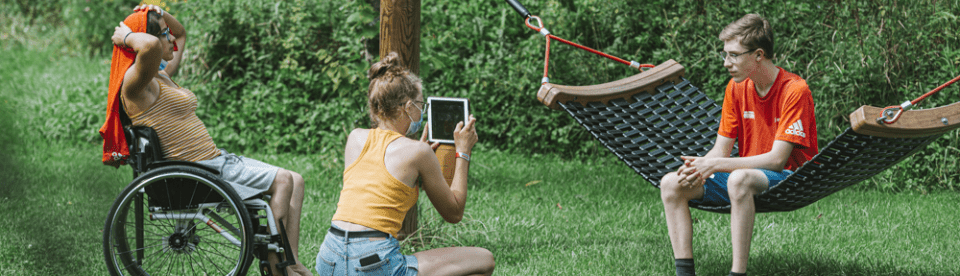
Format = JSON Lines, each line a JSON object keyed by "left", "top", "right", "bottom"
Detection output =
{"left": 103, "top": 165, "right": 255, "bottom": 276}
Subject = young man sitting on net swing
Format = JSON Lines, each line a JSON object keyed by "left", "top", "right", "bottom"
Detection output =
{"left": 658, "top": 14, "right": 819, "bottom": 276}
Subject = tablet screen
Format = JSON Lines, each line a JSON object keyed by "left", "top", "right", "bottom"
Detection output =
{"left": 429, "top": 98, "right": 468, "bottom": 143}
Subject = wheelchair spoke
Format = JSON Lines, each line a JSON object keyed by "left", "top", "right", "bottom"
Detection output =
{"left": 186, "top": 250, "right": 199, "bottom": 276}
{"left": 104, "top": 166, "right": 255, "bottom": 276}
{"left": 120, "top": 221, "right": 171, "bottom": 237}
{"left": 194, "top": 245, "right": 231, "bottom": 275}
{"left": 113, "top": 239, "right": 164, "bottom": 256}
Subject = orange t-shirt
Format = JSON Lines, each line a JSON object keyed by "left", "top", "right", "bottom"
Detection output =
{"left": 717, "top": 67, "right": 818, "bottom": 171}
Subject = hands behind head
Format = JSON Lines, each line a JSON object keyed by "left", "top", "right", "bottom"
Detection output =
{"left": 112, "top": 22, "right": 133, "bottom": 47}
{"left": 133, "top": 4, "right": 164, "bottom": 16}
{"left": 112, "top": 4, "right": 164, "bottom": 47}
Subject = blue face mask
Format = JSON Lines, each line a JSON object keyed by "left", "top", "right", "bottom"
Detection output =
{"left": 405, "top": 103, "right": 425, "bottom": 136}
{"left": 159, "top": 59, "right": 168, "bottom": 71}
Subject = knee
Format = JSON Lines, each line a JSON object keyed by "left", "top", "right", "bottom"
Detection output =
{"left": 272, "top": 169, "right": 295, "bottom": 191}
{"left": 659, "top": 173, "right": 682, "bottom": 202}
{"left": 479, "top": 248, "right": 495, "bottom": 274}
{"left": 727, "top": 170, "right": 759, "bottom": 202}
{"left": 288, "top": 170, "right": 304, "bottom": 189}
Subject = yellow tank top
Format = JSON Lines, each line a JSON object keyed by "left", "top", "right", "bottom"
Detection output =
{"left": 332, "top": 128, "right": 419, "bottom": 236}
{"left": 128, "top": 79, "right": 220, "bottom": 162}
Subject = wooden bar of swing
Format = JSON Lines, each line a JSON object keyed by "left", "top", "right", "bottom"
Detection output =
{"left": 538, "top": 59, "right": 960, "bottom": 137}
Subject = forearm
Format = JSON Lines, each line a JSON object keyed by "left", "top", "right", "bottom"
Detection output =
{"left": 124, "top": 33, "right": 162, "bottom": 58}
{"left": 703, "top": 145, "right": 730, "bottom": 158}
{"left": 449, "top": 158, "right": 470, "bottom": 214}
{"left": 712, "top": 153, "right": 785, "bottom": 173}
{"left": 163, "top": 11, "right": 185, "bottom": 39}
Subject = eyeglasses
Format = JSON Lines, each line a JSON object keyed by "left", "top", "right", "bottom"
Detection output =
{"left": 158, "top": 27, "right": 171, "bottom": 41}
{"left": 412, "top": 100, "right": 429, "bottom": 112}
{"left": 718, "top": 48, "right": 758, "bottom": 62}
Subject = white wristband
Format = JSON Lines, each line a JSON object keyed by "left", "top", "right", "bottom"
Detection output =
{"left": 456, "top": 152, "right": 470, "bottom": 162}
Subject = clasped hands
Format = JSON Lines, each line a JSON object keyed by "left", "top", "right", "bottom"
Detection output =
{"left": 676, "top": 156, "right": 717, "bottom": 189}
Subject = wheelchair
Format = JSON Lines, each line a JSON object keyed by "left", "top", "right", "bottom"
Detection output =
{"left": 102, "top": 126, "right": 297, "bottom": 276}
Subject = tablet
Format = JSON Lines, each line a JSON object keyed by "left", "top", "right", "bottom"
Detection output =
{"left": 427, "top": 97, "right": 469, "bottom": 144}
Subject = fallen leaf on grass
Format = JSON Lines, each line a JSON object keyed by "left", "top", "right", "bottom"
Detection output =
{"left": 524, "top": 180, "right": 542, "bottom": 187}
{"left": 556, "top": 203, "right": 562, "bottom": 209}
{"left": 815, "top": 213, "right": 823, "bottom": 220}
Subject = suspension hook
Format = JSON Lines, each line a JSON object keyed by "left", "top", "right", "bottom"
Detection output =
{"left": 876, "top": 101, "right": 912, "bottom": 124}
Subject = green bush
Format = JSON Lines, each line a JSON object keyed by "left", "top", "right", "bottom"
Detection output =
{"left": 8, "top": 0, "right": 958, "bottom": 190}
{"left": 167, "top": 0, "right": 374, "bottom": 154}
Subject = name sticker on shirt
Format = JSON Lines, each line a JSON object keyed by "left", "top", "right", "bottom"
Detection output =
{"left": 743, "top": 111, "right": 755, "bottom": 119}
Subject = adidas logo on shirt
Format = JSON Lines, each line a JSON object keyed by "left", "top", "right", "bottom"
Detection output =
{"left": 785, "top": 120, "right": 806, "bottom": 137}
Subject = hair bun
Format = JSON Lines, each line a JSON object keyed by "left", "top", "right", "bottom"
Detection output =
{"left": 368, "top": 52, "right": 406, "bottom": 80}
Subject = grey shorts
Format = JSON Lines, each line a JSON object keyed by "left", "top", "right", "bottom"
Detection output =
{"left": 195, "top": 149, "right": 278, "bottom": 200}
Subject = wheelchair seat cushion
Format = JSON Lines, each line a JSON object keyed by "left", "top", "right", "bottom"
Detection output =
{"left": 194, "top": 149, "right": 279, "bottom": 200}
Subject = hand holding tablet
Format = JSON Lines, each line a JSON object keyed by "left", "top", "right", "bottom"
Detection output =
{"left": 427, "top": 97, "right": 470, "bottom": 144}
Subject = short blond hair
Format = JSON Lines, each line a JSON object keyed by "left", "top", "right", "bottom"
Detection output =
{"left": 719, "top": 14, "right": 774, "bottom": 59}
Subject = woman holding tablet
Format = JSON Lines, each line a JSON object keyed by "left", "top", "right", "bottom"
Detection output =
{"left": 315, "top": 52, "right": 494, "bottom": 276}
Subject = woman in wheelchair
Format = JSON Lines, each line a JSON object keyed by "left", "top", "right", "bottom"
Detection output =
{"left": 104, "top": 5, "right": 311, "bottom": 276}
{"left": 314, "top": 52, "right": 495, "bottom": 276}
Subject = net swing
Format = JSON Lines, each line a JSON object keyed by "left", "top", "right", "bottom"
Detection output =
{"left": 505, "top": 0, "right": 960, "bottom": 213}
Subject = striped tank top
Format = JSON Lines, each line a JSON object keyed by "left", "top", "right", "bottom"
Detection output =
{"left": 128, "top": 79, "right": 220, "bottom": 162}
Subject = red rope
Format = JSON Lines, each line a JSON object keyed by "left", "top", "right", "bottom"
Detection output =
{"left": 525, "top": 16, "right": 654, "bottom": 84}
{"left": 911, "top": 74, "right": 960, "bottom": 105}
{"left": 543, "top": 36, "right": 551, "bottom": 81}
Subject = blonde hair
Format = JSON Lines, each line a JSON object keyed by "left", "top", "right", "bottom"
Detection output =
{"left": 366, "top": 52, "right": 422, "bottom": 127}
{"left": 718, "top": 14, "right": 774, "bottom": 59}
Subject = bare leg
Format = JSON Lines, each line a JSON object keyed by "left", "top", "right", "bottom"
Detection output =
{"left": 264, "top": 169, "right": 311, "bottom": 276}
{"left": 660, "top": 173, "right": 705, "bottom": 259}
{"left": 726, "top": 170, "right": 768, "bottom": 274}
{"left": 286, "top": 171, "right": 310, "bottom": 275}
{"left": 413, "top": 247, "right": 495, "bottom": 276}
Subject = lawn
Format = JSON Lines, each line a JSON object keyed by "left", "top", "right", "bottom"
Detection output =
{"left": 2, "top": 43, "right": 959, "bottom": 276}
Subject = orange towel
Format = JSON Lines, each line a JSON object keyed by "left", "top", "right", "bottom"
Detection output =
{"left": 99, "top": 11, "right": 148, "bottom": 167}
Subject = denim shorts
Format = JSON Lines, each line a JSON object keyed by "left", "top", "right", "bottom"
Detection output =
{"left": 689, "top": 169, "right": 793, "bottom": 205}
{"left": 315, "top": 226, "right": 418, "bottom": 276}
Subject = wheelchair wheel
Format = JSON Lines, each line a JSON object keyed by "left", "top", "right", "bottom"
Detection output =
{"left": 103, "top": 165, "right": 255, "bottom": 276}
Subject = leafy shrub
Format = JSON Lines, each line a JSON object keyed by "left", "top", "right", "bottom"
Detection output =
{"left": 11, "top": 0, "right": 959, "bottom": 190}
{"left": 171, "top": 0, "right": 373, "bottom": 154}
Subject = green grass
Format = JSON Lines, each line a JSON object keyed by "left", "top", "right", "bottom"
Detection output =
{"left": 1, "top": 137, "right": 958, "bottom": 275}
{"left": 2, "top": 29, "right": 959, "bottom": 276}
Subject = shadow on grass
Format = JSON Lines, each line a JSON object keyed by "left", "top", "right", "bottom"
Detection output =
{"left": 0, "top": 96, "right": 126, "bottom": 274}
{"left": 699, "top": 251, "right": 940, "bottom": 276}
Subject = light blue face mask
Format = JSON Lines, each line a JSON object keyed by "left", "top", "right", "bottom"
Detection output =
{"left": 405, "top": 103, "right": 426, "bottom": 136}
{"left": 158, "top": 59, "right": 168, "bottom": 71}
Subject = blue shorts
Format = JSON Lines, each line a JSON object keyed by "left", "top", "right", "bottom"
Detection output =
{"left": 689, "top": 169, "right": 793, "bottom": 205}
{"left": 315, "top": 226, "right": 419, "bottom": 276}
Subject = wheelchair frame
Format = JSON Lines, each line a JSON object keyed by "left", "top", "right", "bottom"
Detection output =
{"left": 102, "top": 126, "right": 297, "bottom": 276}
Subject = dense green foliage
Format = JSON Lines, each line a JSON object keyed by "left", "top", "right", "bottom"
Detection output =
{"left": 3, "top": 0, "right": 958, "bottom": 190}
